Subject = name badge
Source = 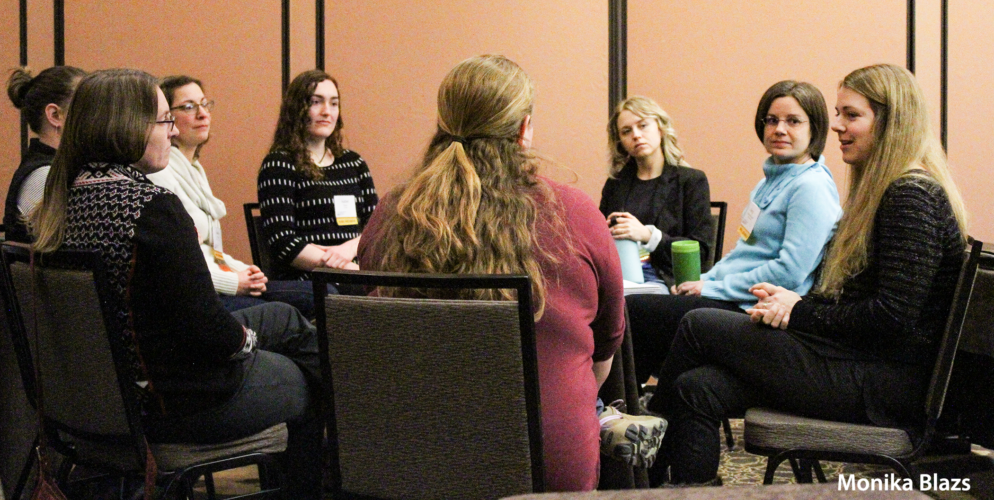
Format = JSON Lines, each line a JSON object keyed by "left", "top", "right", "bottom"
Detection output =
{"left": 212, "top": 249, "right": 232, "bottom": 272}
{"left": 211, "top": 221, "right": 224, "bottom": 253}
{"left": 737, "top": 201, "right": 761, "bottom": 241}
{"left": 334, "top": 195, "right": 359, "bottom": 226}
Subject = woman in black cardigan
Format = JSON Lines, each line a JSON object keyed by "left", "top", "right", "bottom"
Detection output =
{"left": 601, "top": 96, "right": 711, "bottom": 286}
{"left": 646, "top": 64, "right": 970, "bottom": 487}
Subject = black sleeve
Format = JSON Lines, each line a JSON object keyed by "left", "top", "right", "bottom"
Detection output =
{"left": 652, "top": 168, "right": 712, "bottom": 267}
{"left": 790, "top": 181, "right": 949, "bottom": 344}
{"left": 131, "top": 193, "right": 245, "bottom": 363}
{"left": 599, "top": 178, "right": 618, "bottom": 217}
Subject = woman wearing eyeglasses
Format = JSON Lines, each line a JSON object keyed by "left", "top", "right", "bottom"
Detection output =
{"left": 628, "top": 81, "right": 842, "bottom": 388}
{"left": 30, "top": 69, "right": 322, "bottom": 499}
{"left": 147, "top": 76, "right": 316, "bottom": 316}
{"left": 257, "top": 70, "right": 377, "bottom": 280}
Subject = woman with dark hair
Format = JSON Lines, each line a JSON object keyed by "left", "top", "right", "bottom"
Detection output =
{"left": 4, "top": 65, "right": 85, "bottom": 242}
{"left": 30, "top": 69, "right": 322, "bottom": 499}
{"left": 628, "top": 80, "right": 842, "bottom": 385}
{"left": 258, "top": 70, "right": 377, "bottom": 280}
{"left": 601, "top": 96, "right": 711, "bottom": 286}
{"left": 147, "top": 75, "right": 316, "bottom": 316}
{"left": 357, "top": 55, "right": 663, "bottom": 491}
{"left": 647, "top": 64, "right": 968, "bottom": 486}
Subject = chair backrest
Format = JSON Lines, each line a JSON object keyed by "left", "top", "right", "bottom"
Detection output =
{"left": 924, "top": 239, "right": 984, "bottom": 429}
{"left": 704, "top": 201, "right": 728, "bottom": 272}
{"left": 243, "top": 202, "right": 274, "bottom": 276}
{"left": 0, "top": 242, "right": 147, "bottom": 470}
{"left": 958, "top": 245, "right": 994, "bottom": 356}
{"left": 312, "top": 269, "right": 544, "bottom": 500}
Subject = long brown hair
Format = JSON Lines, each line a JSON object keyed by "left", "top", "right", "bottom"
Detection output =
{"left": 816, "top": 64, "right": 968, "bottom": 297}
{"left": 267, "top": 69, "right": 344, "bottom": 180}
{"left": 30, "top": 69, "right": 159, "bottom": 252}
{"left": 371, "top": 55, "right": 561, "bottom": 319}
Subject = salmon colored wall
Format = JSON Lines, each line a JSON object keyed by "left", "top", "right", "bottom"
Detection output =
{"left": 628, "top": 0, "right": 908, "bottom": 258}
{"left": 61, "top": 0, "right": 282, "bottom": 262}
{"left": 948, "top": 3, "right": 994, "bottom": 243}
{"left": 1, "top": 1, "right": 990, "bottom": 257}
{"left": 325, "top": 1, "right": 609, "bottom": 202}
{"left": 0, "top": 1, "right": 19, "bottom": 211}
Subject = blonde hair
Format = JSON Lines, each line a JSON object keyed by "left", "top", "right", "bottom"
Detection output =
{"left": 607, "top": 96, "right": 690, "bottom": 177}
{"left": 371, "top": 55, "right": 562, "bottom": 319}
{"left": 816, "top": 64, "right": 968, "bottom": 297}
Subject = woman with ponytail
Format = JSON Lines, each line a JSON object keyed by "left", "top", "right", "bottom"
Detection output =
{"left": 644, "top": 64, "right": 968, "bottom": 487}
{"left": 358, "top": 55, "right": 636, "bottom": 490}
{"left": 4, "top": 65, "right": 85, "bottom": 242}
{"left": 258, "top": 70, "right": 377, "bottom": 281}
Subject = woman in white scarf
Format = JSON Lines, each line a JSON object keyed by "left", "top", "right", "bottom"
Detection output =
{"left": 148, "top": 75, "right": 317, "bottom": 316}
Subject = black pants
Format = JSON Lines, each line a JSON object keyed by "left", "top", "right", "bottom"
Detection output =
{"left": 147, "top": 303, "right": 322, "bottom": 499}
{"left": 626, "top": 293, "right": 742, "bottom": 383}
{"left": 647, "top": 308, "right": 926, "bottom": 484}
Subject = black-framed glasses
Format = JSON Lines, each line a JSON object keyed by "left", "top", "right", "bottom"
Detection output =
{"left": 761, "top": 116, "right": 807, "bottom": 128}
{"left": 156, "top": 114, "right": 176, "bottom": 131}
{"left": 170, "top": 100, "right": 215, "bottom": 115}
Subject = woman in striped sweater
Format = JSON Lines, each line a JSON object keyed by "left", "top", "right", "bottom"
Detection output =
{"left": 257, "top": 70, "right": 378, "bottom": 280}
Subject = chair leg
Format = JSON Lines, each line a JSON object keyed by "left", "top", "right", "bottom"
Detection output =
{"left": 763, "top": 457, "right": 782, "bottom": 485}
{"left": 812, "top": 460, "right": 827, "bottom": 483}
{"left": 204, "top": 472, "right": 217, "bottom": 499}
{"left": 721, "top": 418, "right": 735, "bottom": 450}
{"left": 788, "top": 458, "right": 813, "bottom": 483}
{"left": 11, "top": 437, "right": 38, "bottom": 500}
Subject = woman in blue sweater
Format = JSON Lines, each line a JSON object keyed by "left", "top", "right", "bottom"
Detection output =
{"left": 629, "top": 81, "right": 842, "bottom": 384}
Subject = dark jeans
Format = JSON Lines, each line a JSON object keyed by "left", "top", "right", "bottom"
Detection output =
{"left": 646, "top": 308, "right": 925, "bottom": 485}
{"left": 147, "top": 303, "right": 322, "bottom": 499}
{"left": 626, "top": 293, "right": 742, "bottom": 383}
{"left": 220, "top": 280, "right": 337, "bottom": 319}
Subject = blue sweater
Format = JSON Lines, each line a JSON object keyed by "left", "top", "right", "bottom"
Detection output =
{"left": 701, "top": 155, "right": 841, "bottom": 309}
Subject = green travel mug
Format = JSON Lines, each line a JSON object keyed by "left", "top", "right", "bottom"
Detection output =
{"left": 671, "top": 240, "right": 701, "bottom": 285}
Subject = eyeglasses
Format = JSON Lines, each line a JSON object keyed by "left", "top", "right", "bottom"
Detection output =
{"left": 170, "top": 100, "right": 215, "bottom": 115}
{"left": 156, "top": 114, "right": 176, "bottom": 131}
{"left": 761, "top": 116, "right": 808, "bottom": 129}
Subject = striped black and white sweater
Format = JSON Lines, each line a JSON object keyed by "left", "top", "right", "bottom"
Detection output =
{"left": 257, "top": 150, "right": 378, "bottom": 280}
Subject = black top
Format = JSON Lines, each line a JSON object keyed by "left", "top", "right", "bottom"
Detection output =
{"left": 791, "top": 175, "right": 965, "bottom": 365}
{"left": 257, "top": 150, "right": 378, "bottom": 280}
{"left": 4, "top": 138, "right": 56, "bottom": 243}
{"left": 62, "top": 163, "right": 245, "bottom": 416}
{"left": 599, "top": 160, "right": 712, "bottom": 278}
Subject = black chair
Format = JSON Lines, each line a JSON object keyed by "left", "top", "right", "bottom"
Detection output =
{"left": 312, "top": 269, "right": 544, "bottom": 499}
{"left": 704, "top": 201, "right": 727, "bottom": 272}
{"left": 243, "top": 202, "right": 274, "bottom": 276}
{"left": 743, "top": 239, "right": 985, "bottom": 485}
{"left": 0, "top": 242, "right": 287, "bottom": 499}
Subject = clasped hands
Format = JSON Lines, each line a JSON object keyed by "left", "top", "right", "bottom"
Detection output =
{"left": 606, "top": 212, "right": 651, "bottom": 243}
{"left": 316, "top": 243, "right": 360, "bottom": 270}
{"left": 237, "top": 265, "right": 268, "bottom": 296}
{"left": 746, "top": 282, "right": 801, "bottom": 329}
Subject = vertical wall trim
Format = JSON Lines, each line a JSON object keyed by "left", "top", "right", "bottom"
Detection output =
{"left": 19, "top": 0, "right": 28, "bottom": 156}
{"left": 282, "top": 0, "right": 290, "bottom": 92}
{"left": 316, "top": 0, "right": 325, "bottom": 70}
{"left": 907, "top": 0, "right": 915, "bottom": 72}
{"left": 54, "top": 0, "right": 65, "bottom": 65}
{"left": 608, "top": 0, "right": 627, "bottom": 117}
{"left": 940, "top": 0, "right": 948, "bottom": 151}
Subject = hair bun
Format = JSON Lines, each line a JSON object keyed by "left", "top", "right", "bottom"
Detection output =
{"left": 6, "top": 67, "right": 35, "bottom": 109}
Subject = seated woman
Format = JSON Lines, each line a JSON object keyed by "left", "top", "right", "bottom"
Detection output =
{"left": 29, "top": 69, "right": 322, "bottom": 499}
{"left": 628, "top": 81, "right": 842, "bottom": 384}
{"left": 358, "top": 55, "right": 641, "bottom": 490}
{"left": 4, "top": 65, "right": 85, "bottom": 242}
{"left": 258, "top": 70, "right": 377, "bottom": 280}
{"left": 147, "top": 75, "right": 315, "bottom": 316}
{"left": 601, "top": 96, "right": 711, "bottom": 287}
{"left": 647, "top": 64, "right": 969, "bottom": 486}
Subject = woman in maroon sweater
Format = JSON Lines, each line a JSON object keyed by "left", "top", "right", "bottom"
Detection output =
{"left": 358, "top": 55, "right": 625, "bottom": 491}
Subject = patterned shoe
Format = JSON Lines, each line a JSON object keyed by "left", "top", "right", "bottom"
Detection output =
{"left": 599, "top": 403, "right": 667, "bottom": 468}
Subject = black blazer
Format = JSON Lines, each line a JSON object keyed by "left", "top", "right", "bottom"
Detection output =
{"left": 599, "top": 160, "right": 712, "bottom": 279}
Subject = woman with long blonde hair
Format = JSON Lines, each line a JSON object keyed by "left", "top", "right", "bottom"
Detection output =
{"left": 644, "top": 64, "right": 968, "bottom": 486}
{"left": 601, "top": 96, "right": 711, "bottom": 285}
{"left": 358, "top": 55, "right": 644, "bottom": 490}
